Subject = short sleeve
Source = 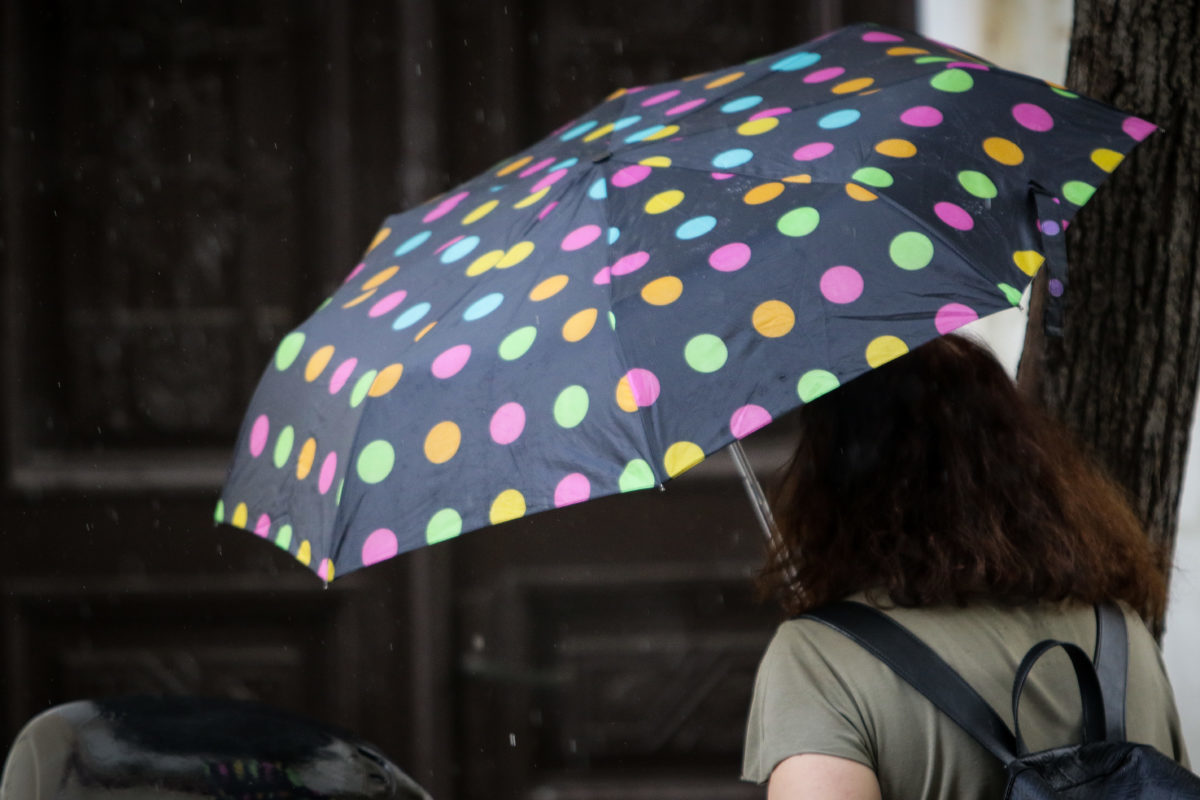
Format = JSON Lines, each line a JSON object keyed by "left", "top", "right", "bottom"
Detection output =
{"left": 742, "top": 620, "right": 876, "bottom": 784}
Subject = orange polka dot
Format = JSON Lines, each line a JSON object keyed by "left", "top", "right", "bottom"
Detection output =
{"left": 305, "top": 346, "right": 335, "bottom": 381}
{"left": 845, "top": 183, "right": 878, "bottom": 202}
{"left": 496, "top": 155, "right": 533, "bottom": 176}
{"left": 563, "top": 308, "right": 598, "bottom": 342}
{"left": 369, "top": 364, "right": 404, "bottom": 396}
{"left": 744, "top": 182, "right": 785, "bottom": 205}
{"left": 362, "top": 265, "right": 399, "bottom": 290}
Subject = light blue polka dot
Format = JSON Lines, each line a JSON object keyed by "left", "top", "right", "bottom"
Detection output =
{"left": 607, "top": 226, "right": 620, "bottom": 244}
{"left": 712, "top": 148, "right": 753, "bottom": 169}
{"left": 721, "top": 95, "right": 763, "bottom": 113}
{"left": 439, "top": 236, "right": 481, "bottom": 264}
{"left": 394, "top": 230, "right": 431, "bottom": 257}
{"left": 489, "top": 185, "right": 504, "bottom": 192}
{"left": 676, "top": 215, "right": 717, "bottom": 239}
{"left": 463, "top": 292, "right": 504, "bottom": 321}
{"left": 560, "top": 120, "right": 598, "bottom": 141}
{"left": 772, "top": 52, "right": 821, "bottom": 71}
{"left": 550, "top": 157, "right": 579, "bottom": 171}
{"left": 611, "top": 115, "right": 642, "bottom": 131}
{"left": 625, "top": 125, "right": 665, "bottom": 143}
{"left": 818, "top": 109, "right": 861, "bottom": 129}
{"left": 588, "top": 178, "right": 608, "bottom": 200}
{"left": 393, "top": 302, "right": 431, "bottom": 330}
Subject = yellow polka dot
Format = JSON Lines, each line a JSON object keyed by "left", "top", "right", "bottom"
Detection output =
{"left": 783, "top": 174, "right": 813, "bottom": 184}
{"left": 342, "top": 289, "right": 376, "bottom": 308}
{"left": 639, "top": 155, "right": 672, "bottom": 168}
{"left": 466, "top": 249, "right": 505, "bottom": 277}
{"left": 858, "top": 89, "right": 881, "bottom": 96}
{"left": 845, "top": 183, "right": 878, "bottom": 202}
{"left": 645, "top": 190, "right": 684, "bottom": 215}
{"left": 1013, "top": 250, "right": 1045, "bottom": 276}
{"left": 606, "top": 87, "right": 627, "bottom": 101}
{"left": 424, "top": 421, "right": 461, "bottom": 464}
{"left": 489, "top": 489, "right": 526, "bottom": 524}
{"left": 752, "top": 300, "right": 795, "bottom": 338}
{"left": 461, "top": 199, "right": 499, "bottom": 224}
{"left": 305, "top": 345, "right": 335, "bottom": 381}
{"left": 296, "top": 540, "right": 312, "bottom": 566}
{"left": 643, "top": 124, "right": 679, "bottom": 141}
{"left": 563, "top": 308, "right": 598, "bottom": 342}
{"left": 497, "top": 155, "right": 533, "bottom": 176}
{"left": 832, "top": 77, "right": 874, "bottom": 94}
{"left": 1091, "top": 148, "right": 1124, "bottom": 172}
{"left": 362, "top": 265, "right": 399, "bottom": 290}
{"left": 296, "top": 438, "right": 317, "bottom": 480}
{"left": 368, "top": 363, "right": 404, "bottom": 396}
{"left": 737, "top": 117, "right": 778, "bottom": 136}
{"left": 681, "top": 71, "right": 708, "bottom": 82}
{"left": 641, "top": 276, "right": 683, "bottom": 306}
{"left": 984, "top": 137, "right": 1024, "bottom": 165}
{"left": 414, "top": 321, "right": 436, "bottom": 341}
{"left": 875, "top": 138, "right": 917, "bottom": 158}
{"left": 232, "top": 502, "right": 248, "bottom": 528}
{"left": 887, "top": 46, "right": 929, "bottom": 56}
{"left": 367, "top": 227, "right": 391, "bottom": 252}
{"left": 705, "top": 71, "right": 744, "bottom": 89}
{"left": 663, "top": 441, "right": 704, "bottom": 477}
{"left": 583, "top": 122, "right": 615, "bottom": 142}
{"left": 514, "top": 187, "right": 549, "bottom": 209}
{"left": 323, "top": 562, "right": 335, "bottom": 581}
{"left": 498, "top": 241, "right": 535, "bottom": 268}
{"left": 615, "top": 376, "right": 638, "bottom": 413}
{"left": 530, "top": 274, "right": 569, "bottom": 301}
{"left": 866, "top": 336, "right": 909, "bottom": 368}
{"left": 743, "top": 182, "right": 785, "bottom": 205}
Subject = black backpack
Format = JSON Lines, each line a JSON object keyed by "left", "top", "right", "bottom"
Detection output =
{"left": 804, "top": 602, "right": 1200, "bottom": 798}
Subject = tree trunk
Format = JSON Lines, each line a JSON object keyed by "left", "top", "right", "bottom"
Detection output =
{"left": 1020, "top": 1, "right": 1200, "bottom": 630}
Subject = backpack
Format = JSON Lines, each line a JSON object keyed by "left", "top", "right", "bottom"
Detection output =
{"left": 804, "top": 602, "right": 1200, "bottom": 798}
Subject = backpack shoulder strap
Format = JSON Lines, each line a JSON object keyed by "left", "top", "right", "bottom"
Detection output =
{"left": 804, "top": 601, "right": 1017, "bottom": 764}
{"left": 1094, "top": 602, "right": 1128, "bottom": 741}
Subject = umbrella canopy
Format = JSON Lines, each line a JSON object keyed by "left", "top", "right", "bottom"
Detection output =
{"left": 216, "top": 23, "right": 1154, "bottom": 582}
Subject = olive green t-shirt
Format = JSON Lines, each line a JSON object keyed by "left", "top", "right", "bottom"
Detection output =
{"left": 742, "top": 597, "right": 1189, "bottom": 798}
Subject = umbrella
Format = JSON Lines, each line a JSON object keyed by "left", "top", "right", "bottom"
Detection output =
{"left": 215, "top": 22, "right": 1154, "bottom": 582}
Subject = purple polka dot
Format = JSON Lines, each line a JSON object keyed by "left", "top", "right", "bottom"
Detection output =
{"left": 612, "top": 251, "right": 650, "bottom": 276}
{"left": 554, "top": 473, "right": 591, "bottom": 507}
{"left": 518, "top": 156, "right": 556, "bottom": 178}
{"left": 344, "top": 263, "right": 365, "bottom": 283}
{"left": 793, "top": 141, "right": 835, "bottom": 161}
{"left": 593, "top": 266, "right": 612, "bottom": 285}
{"left": 626, "top": 368, "right": 661, "bottom": 407}
{"left": 947, "top": 61, "right": 990, "bottom": 71}
{"left": 318, "top": 559, "right": 333, "bottom": 581}
{"left": 249, "top": 414, "right": 269, "bottom": 457}
{"left": 362, "top": 528, "right": 399, "bottom": 566}
{"left": 862, "top": 31, "right": 904, "bottom": 42}
{"left": 641, "top": 89, "right": 680, "bottom": 107}
{"left": 804, "top": 66, "right": 845, "bottom": 83}
{"left": 539, "top": 201, "right": 558, "bottom": 220}
{"left": 709, "top": 242, "right": 751, "bottom": 272}
{"left": 820, "top": 266, "right": 864, "bottom": 304}
{"left": 901, "top": 105, "right": 943, "bottom": 127}
{"left": 422, "top": 190, "right": 469, "bottom": 223}
{"left": 1040, "top": 219, "right": 1061, "bottom": 236}
{"left": 531, "top": 168, "right": 569, "bottom": 193}
{"left": 489, "top": 402, "right": 526, "bottom": 445}
{"left": 562, "top": 224, "right": 603, "bottom": 251}
{"left": 711, "top": 172, "right": 735, "bottom": 180}
{"left": 255, "top": 514, "right": 271, "bottom": 538}
{"left": 935, "top": 303, "right": 979, "bottom": 334}
{"left": 666, "top": 98, "right": 706, "bottom": 116}
{"left": 730, "top": 404, "right": 772, "bottom": 439}
{"left": 1122, "top": 116, "right": 1156, "bottom": 141}
{"left": 934, "top": 201, "right": 974, "bottom": 231}
{"left": 1012, "top": 102, "right": 1054, "bottom": 132}
{"left": 1049, "top": 279, "right": 1065, "bottom": 297}
{"left": 328, "top": 357, "right": 358, "bottom": 394}
{"left": 432, "top": 344, "right": 471, "bottom": 379}
{"left": 750, "top": 106, "right": 792, "bottom": 120}
{"left": 318, "top": 451, "right": 338, "bottom": 494}
{"left": 369, "top": 290, "right": 407, "bottom": 318}
{"left": 612, "top": 164, "right": 652, "bottom": 187}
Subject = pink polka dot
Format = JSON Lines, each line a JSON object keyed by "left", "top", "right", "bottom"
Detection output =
{"left": 369, "top": 290, "right": 407, "bottom": 318}
{"left": 625, "top": 85, "right": 647, "bottom": 94}
{"left": 612, "top": 251, "right": 650, "bottom": 276}
{"left": 804, "top": 66, "right": 846, "bottom": 83}
{"left": 709, "top": 242, "right": 751, "bottom": 272}
{"left": 900, "top": 106, "right": 943, "bottom": 127}
{"left": 531, "top": 168, "right": 569, "bottom": 193}
{"left": 710, "top": 172, "right": 735, "bottom": 180}
{"left": 344, "top": 263, "right": 365, "bottom": 283}
{"left": 730, "top": 404, "right": 772, "bottom": 439}
{"left": 518, "top": 156, "right": 556, "bottom": 178}
{"left": 249, "top": 414, "right": 269, "bottom": 457}
{"left": 432, "top": 344, "right": 471, "bottom": 379}
{"left": 362, "top": 528, "right": 399, "bottom": 566}
{"left": 935, "top": 303, "right": 979, "bottom": 334}
{"left": 641, "top": 89, "right": 680, "bottom": 106}
{"left": 751, "top": 106, "right": 792, "bottom": 120}
{"left": 538, "top": 201, "right": 558, "bottom": 220}
{"left": 793, "top": 141, "right": 835, "bottom": 161}
{"left": 254, "top": 514, "right": 271, "bottom": 538}
{"left": 626, "top": 368, "right": 661, "bottom": 407}
{"left": 862, "top": 31, "right": 904, "bottom": 42}
{"left": 554, "top": 473, "right": 591, "bottom": 507}
{"left": 434, "top": 235, "right": 464, "bottom": 255}
{"left": 666, "top": 98, "right": 706, "bottom": 116}
{"left": 317, "top": 559, "right": 333, "bottom": 581}
{"left": 328, "top": 357, "right": 358, "bottom": 394}
{"left": 947, "top": 61, "right": 990, "bottom": 71}
{"left": 593, "top": 266, "right": 612, "bottom": 285}
{"left": 1012, "top": 103, "right": 1054, "bottom": 132}
{"left": 820, "top": 266, "right": 864, "bottom": 304}
{"left": 318, "top": 451, "right": 338, "bottom": 494}
{"left": 934, "top": 201, "right": 974, "bottom": 231}
{"left": 562, "top": 224, "right": 603, "bottom": 251}
{"left": 422, "top": 191, "right": 469, "bottom": 223}
{"left": 1122, "top": 116, "right": 1156, "bottom": 141}
{"left": 612, "top": 164, "right": 652, "bottom": 187}
{"left": 490, "top": 402, "right": 526, "bottom": 445}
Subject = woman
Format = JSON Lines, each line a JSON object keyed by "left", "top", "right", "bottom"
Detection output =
{"left": 742, "top": 334, "right": 1188, "bottom": 799}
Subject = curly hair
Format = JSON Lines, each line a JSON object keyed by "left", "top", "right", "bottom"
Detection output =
{"left": 759, "top": 334, "right": 1167, "bottom": 621}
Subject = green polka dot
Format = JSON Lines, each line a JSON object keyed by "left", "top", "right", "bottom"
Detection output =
{"left": 426, "top": 508, "right": 463, "bottom": 544}
{"left": 930, "top": 68, "right": 974, "bottom": 92}
{"left": 554, "top": 385, "right": 590, "bottom": 428}
{"left": 684, "top": 334, "right": 728, "bottom": 373}
{"left": 851, "top": 167, "right": 893, "bottom": 188}
{"left": 998, "top": 283, "right": 1024, "bottom": 306}
{"left": 889, "top": 232, "right": 934, "bottom": 270}
{"left": 336, "top": 479, "right": 344, "bottom": 506}
{"left": 275, "top": 524, "right": 293, "bottom": 550}
{"left": 777, "top": 207, "right": 820, "bottom": 237}
{"left": 350, "top": 370, "right": 377, "bottom": 407}
{"left": 1062, "top": 180, "right": 1096, "bottom": 206}
{"left": 356, "top": 440, "right": 395, "bottom": 484}
{"left": 957, "top": 170, "right": 998, "bottom": 199}
{"left": 608, "top": 311, "right": 616, "bottom": 329}
{"left": 914, "top": 56, "right": 954, "bottom": 64}
{"left": 1050, "top": 87, "right": 1078, "bottom": 99}
{"left": 797, "top": 369, "right": 840, "bottom": 402}
{"left": 499, "top": 326, "right": 537, "bottom": 360}
{"left": 274, "top": 332, "right": 306, "bottom": 371}
{"left": 619, "top": 459, "right": 656, "bottom": 492}
{"left": 316, "top": 297, "right": 332, "bottom": 311}
{"left": 213, "top": 500, "right": 225, "bottom": 523}
{"left": 273, "top": 426, "right": 295, "bottom": 469}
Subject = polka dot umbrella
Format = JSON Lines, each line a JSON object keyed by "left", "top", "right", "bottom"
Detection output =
{"left": 217, "top": 23, "right": 1155, "bottom": 582}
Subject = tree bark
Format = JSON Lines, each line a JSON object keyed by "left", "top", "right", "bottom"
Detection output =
{"left": 1019, "top": 1, "right": 1200, "bottom": 629}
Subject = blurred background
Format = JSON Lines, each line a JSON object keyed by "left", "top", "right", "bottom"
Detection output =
{"left": 1, "top": 1, "right": 1195, "bottom": 798}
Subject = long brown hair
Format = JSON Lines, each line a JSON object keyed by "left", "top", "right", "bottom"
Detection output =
{"left": 761, "top": 334, "right": 1167, "bottom": 621}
